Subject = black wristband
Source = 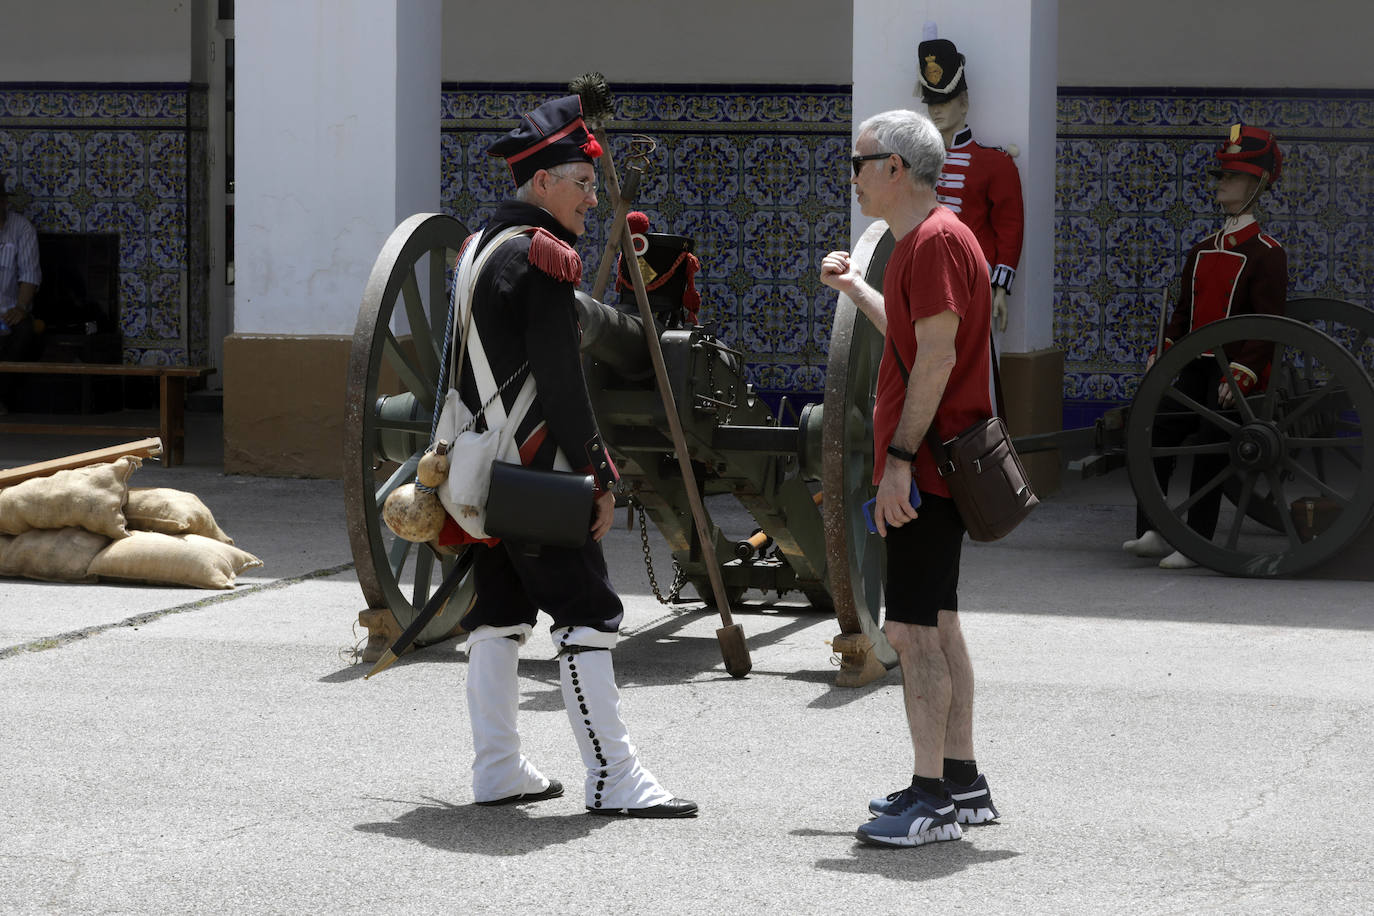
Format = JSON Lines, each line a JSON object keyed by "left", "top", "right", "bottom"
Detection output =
{"left": 886, "top": 443, "right": 916, "bottom": 463}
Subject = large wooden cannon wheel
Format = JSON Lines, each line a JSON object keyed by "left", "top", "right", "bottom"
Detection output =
{"left": 1128, "top": 313, "right": 1374, "bottom": 577}
{"left": 821, "top": 223, "right": 898, "bottom": 673}
{"left": 344, "top": 213, "right": 475, "bottom": 652}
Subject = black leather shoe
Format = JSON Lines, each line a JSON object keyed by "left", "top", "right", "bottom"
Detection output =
{"left": 587, "top": 797, "right": 698, "bottom": 818}
{"left": 475, "top": 780, "right": 564, "bottom": 806}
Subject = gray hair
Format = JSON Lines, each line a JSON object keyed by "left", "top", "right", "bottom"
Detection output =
{"left": 512, "top": 162, "right": 580, "bottom": 203}
{"left": 857, "top": 109, "right": 945, "bottom": 189}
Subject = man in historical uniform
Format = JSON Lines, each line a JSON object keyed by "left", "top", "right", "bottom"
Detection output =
{"left": 917, "top": 38, "right": 1023, "bottom": 334}
{"left": 448, "top": 95, "right": 696, "bottom": 817}
{"left": 1124, "top": 124, "right": 1287, "bottom": 569}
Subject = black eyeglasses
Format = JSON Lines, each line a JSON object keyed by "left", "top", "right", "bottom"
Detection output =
{"left": 851, "top": 152, "right": 909, "bottom": 175}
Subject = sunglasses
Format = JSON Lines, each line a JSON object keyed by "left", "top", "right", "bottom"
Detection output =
{"left": 851, "top": 152, "right": 910, "bottom": 175}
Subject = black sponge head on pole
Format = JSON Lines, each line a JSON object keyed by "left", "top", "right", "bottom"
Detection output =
{"left": 569, "top": 72, "right": 613, "bottom": 122}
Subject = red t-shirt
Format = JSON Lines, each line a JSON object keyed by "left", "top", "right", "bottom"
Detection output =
{"left": 872, "top": 206, "right": 992, "bottom": 498}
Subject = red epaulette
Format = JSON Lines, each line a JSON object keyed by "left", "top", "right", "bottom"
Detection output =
{"left": 453, "top": 232, "right": 479, "bottom": 268}
{"left": 527, "top": 228, "right": 583, "bottom": 283}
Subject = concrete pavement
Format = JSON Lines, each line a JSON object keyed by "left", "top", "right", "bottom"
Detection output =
{"left": 2, "top": 414, "right": 1372, "bottom": 915}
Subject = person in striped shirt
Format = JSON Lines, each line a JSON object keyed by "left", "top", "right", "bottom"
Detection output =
{"left": 0, "top": 174, "right": 42, "bottom": 412}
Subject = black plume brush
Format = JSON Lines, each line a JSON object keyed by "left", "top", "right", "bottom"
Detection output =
{"left": 569, "top": 72, "right": 613, "bottom": 125}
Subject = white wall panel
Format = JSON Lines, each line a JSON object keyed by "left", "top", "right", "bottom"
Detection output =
{"left": 440, "top": 0, "right": 851, "bottom": 84}
{"left": 0, "top": 0, "right": 191, "bottom": 82}
{"left": 1058, "top": 0, "right": 1374, "bottom": 87}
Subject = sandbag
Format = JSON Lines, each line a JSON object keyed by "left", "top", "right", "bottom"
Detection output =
{"left": 125, "top": 487, "right": 235, "bottom": 544}
{"left": 0, "top": 456, "right": 140, "bottom": 540}
{"left": 0, "top": 527, "right": 110, "bottom": 583}
{"left": 88, "top": 531, "right": 263, "bottom": 590}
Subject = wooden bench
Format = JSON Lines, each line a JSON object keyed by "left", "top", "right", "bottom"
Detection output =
{"left": 0, "top": 362, "right": 214, "bottom": 466}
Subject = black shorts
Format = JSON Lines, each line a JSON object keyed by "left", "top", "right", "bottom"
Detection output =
{"left": 883, "top": 491, "right": 965, "bottom": 628}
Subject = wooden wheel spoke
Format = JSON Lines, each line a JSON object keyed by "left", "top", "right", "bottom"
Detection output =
{"left": 1149, "top": 442, "right": 1230, "bottom": 459}
{"left": 1331, "top": 445, "right": 1363, "bottom": 471}
{"left": 411, "top": 547, "right": 435, "bottom": 607}
{"left": 1276, "top": 384, "right": 1336, "bottom": 432}
{"left": 1212, "top": 349, "right": 1256, "bottom": 423}
{"left": 1265, "top": 470, "right": 1304, "bottom": 548}
{"left": 1225, "top": 472, "right": 1256, "bottom": 549}
{"left": 382, "top": 329, "right": 434, "bottom": 411}
{"left": 1281, "top": 456, "right": 1352, "bottom": 505}
{"left": 1171, "top": 461, "right": 1232, "bottom": 518}
{"left": 388, "top": 533, "right": 413, "bottom": 580}
{"left": 401, "top": 268, "right": 440, "bottom": 383}
{"left": 1162, "top": 385, "right": 1239, "bottom": 435}
{"left": 374, "top": 453, "right": 422, "bottom": 508}
{"left": 1259, "top": 344, "right": 1287, "bottom": 419}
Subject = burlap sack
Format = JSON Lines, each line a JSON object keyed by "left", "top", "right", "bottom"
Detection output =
{"left": 88, "top": 531, "right": 263, "bottom": 589}
{"left": 0, "top": 527, "right": 110, "bottom": 583}
{"left": 0, "top": 456, "right": 140, "bottom": 539}
{"left": 125, "top": 488, "right": 235, "bottom": 544}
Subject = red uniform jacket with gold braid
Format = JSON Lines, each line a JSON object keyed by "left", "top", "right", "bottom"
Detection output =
{"left": 456, "top": 200, "right": 619, "bottom": 495}
{"left": 936, "top": 127, "right": 1024, "bottom": 292}
{"left": 1160, "top": 220, "right": 1288, "bottom": 392}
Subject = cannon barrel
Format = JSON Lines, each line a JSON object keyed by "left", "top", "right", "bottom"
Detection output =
{"left": 575, "top": 291, "right": 653, "bottom": 379}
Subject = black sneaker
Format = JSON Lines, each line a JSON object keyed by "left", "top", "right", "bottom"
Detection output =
{"left": 870, "top": 773, "right": 1000, "bottom": 824}
{"left": 857, "top": 786, "right": 962, "bottom": 848}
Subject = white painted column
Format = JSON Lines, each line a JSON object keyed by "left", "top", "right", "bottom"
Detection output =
{"left": 851, "top": 0, "right": 1057, "bottom": 355}
{"left": 234, "top": 0, "right": 441, "bottom": 336}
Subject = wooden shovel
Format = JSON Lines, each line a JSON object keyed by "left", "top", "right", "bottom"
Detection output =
{"left": 606, "top": 155, "right": 751, "bottom": 678}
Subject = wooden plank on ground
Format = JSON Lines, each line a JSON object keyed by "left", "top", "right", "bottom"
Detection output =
{"left": 0, "top": 438, "right": 164, "bottom": 488}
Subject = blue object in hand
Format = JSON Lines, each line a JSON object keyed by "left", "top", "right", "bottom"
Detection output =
{"left": 863, "top": 482, "right": 922, "bottom": 534}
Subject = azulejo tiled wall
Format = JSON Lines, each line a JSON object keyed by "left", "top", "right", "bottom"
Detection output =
{"left": 1055, "top": 88, "right": 1374, "bottom": 429}
{"left": 0, "top": 82, "right": 209, "bottom": 367}
{"left": 441, "top": 82, "right": 852, "bottom": 406}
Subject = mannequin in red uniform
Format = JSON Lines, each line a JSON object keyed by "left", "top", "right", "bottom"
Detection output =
{"left": 917, "top": 38, "right": 1024, "bottom": 333}
{"left": 1124, "top": 124, "right": 1287, "bottom": 569}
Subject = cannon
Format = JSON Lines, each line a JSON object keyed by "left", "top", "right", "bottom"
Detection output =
{"left": 1074, "top": 297, "right": 1374, "bottom": 577}
{"left": 343, "top": 210, "right": 900, "bottom": 684}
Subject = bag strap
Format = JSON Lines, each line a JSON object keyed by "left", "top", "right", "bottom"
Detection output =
{"left": 885, "top": 331, "right": 1003, "bottom": 469}
{"left": 449, "top": 225, "right": 537, "bottom": 433}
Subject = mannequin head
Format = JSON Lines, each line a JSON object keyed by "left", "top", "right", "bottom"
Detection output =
{"left": 1215, "top": 171, "right": 1262, "bottom": 216}
{"left": 1207, "top": 124, "right": 1282, "bottom": 218}
{"left": 927, "top": 92, "right": 970, "bottom": 141}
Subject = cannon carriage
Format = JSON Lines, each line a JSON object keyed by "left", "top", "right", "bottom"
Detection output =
{"left": 343, "top": 210, "right": 900, "bottom": 682}
{"left": 1077, "top": 297, "right": 1374, "bottom": 578}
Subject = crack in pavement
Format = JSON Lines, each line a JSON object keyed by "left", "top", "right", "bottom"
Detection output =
{"left": 0, "top": 561, "right": 357, "bottom": 661}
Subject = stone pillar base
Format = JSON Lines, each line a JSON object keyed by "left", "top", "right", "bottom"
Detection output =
{"left": 999, "top": 347, "right": 1064, "bottom": 496}
{"left": 223, "top": 334, "right": 353, "bottom": 478}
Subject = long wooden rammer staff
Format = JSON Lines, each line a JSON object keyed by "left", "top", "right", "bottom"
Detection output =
{"left": 571, "top": 73, "right": 751, "bottom": 678}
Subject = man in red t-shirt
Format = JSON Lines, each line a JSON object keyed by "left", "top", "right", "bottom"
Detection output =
{"left": 821, "top": 109, "right": 997, "bottom": 849}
